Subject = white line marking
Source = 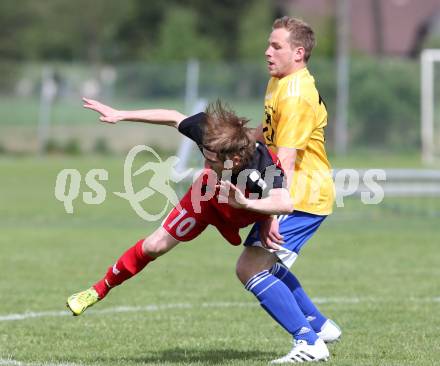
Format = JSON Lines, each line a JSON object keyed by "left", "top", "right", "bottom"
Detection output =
{"left": 313, "top": 297, "right": 361, "bottom": 304}
{"left": 0, "top": 311, "right": 69, "bottom": 322}
{"left": 1, "top": 297, "right": 438, "bottom": 322}
{"left": 0, "top": 302, "right": 254, "bottom": 322}
{"left": 0, "top": 358, "right": 82, "bottom": 366}
{"left": 0, "top": 359, "right": 20, "bottom": 366}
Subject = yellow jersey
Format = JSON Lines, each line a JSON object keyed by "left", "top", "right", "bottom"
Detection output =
{"left": 262, "top": 67, "right": 334, "bottom": 215}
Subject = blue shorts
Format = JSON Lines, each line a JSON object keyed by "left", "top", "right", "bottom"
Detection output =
{"left": 244, "top": 211, "right": 327, "bottom": 268}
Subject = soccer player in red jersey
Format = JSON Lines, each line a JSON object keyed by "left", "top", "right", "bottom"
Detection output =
{"left": 67, "top": 98, "right": 292, "bottom": 315}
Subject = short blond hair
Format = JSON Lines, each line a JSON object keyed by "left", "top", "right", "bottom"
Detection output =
{"left": 273, "top": 16, "right": 316, "bottom": 62}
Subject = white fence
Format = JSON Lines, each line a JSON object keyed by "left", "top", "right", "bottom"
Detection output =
{"left": 335, "top": 169, "right": 440, "bottom": 197}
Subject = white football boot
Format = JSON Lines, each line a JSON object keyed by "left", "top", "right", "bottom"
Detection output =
{"left": 271, "top": 338, "right": 329, "bottom": 363}
{"left": 317, "top": 319, "right": 342, "bottom": 343}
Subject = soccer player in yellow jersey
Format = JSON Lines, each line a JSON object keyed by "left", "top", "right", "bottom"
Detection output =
{"left": 235, "top": 17, "right": 341, "bottom": 363}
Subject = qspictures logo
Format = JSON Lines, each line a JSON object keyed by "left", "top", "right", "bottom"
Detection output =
{"left": 54, "top": 145, "right": 386, "bottom": 221}
{"left": 54, "top": 145, "right": 191, "bottom": 221}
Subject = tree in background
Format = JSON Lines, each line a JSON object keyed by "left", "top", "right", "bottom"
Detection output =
{"left": 0, "top": 0, "right": 135, "bottom": 62}
{"left": 113, "top": 0, "right": 168, "bottom": 61}
{"left": 152, "top": 6, "right": 222, "bottom": 61}
{"left": 0, "top": 0, "right": 279, "bottom": 63}
{"left": 0, "top": 0, "right": 37, "bottom": 60}
{"left": 188, "top": 0, "right": 249, "bottom": 60}
{"left": 237, "top": 0, "right": 273, "bottom": 60}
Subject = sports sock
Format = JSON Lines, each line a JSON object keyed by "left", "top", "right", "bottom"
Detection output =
{"left": 245, "top": 270, "right": 318, "bottom": 344}
{"left": 270, "top": 263, "right": 327, "bottom": 332}
{"left": 93, "top": 239, "right": 155, "bottom": 299}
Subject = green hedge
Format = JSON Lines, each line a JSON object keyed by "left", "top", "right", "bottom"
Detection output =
{"left": 311, "top": 57, "right": 420, "bottom": 151}
{"left": 2, "top": 58, "right": 423, "bottom": 152}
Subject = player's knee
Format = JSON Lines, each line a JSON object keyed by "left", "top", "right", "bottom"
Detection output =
{"left": 235, "top": 264, "right": 248, "bottom": 285}
{"left": 142, "top": 238, "right": 169, "bottom": 257}
{"left": 142, "top": 229, "right": 178, "bottom": 258}
{"left": 141, "top": 237, "right": 161, "bottom": 257}
{"left": 235, "top": 256, "right": 256, "bottom": 285}
{"left": 236, "top": 248, "right": 277, "bottom": 285}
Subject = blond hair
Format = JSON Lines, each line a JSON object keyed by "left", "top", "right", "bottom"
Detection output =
{"left": 202, "top": 100, "right": 255, "bottom": 171}
{"left": 273, "top": 16, "right": 316, "bottom": 62}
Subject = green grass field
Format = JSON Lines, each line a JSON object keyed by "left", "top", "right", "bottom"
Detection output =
{"left": 1, "top": 157, "right": 439, "bottom": 366}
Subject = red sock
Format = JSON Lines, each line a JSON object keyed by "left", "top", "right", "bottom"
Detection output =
{"left": 93, "top": 239, "right": 155, "bottom": 299}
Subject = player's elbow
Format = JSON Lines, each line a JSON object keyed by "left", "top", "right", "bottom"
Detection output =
{"left": 271, "top": 188, "right": 293, "bottom": 214}
{"left": 279, "top": 198, "right": 294, "bottom": 214}
{"left": 173, "top": 111, "right": 188, "bottom": 128}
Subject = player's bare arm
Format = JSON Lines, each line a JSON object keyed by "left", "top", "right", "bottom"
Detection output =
{"left": 82, "top": 97, "right": 187, "bottom": 128}
{"left": 218, "top": 180, "right": 293, "bottom": 215}
{"left": 257, "top": 146, "right": 296, "bottom": 247}
{"left": 245, "top": 187, "right": 293, "bottom": 215}
{"left": 276, "top": 146, "right": 297, "bottom": 190}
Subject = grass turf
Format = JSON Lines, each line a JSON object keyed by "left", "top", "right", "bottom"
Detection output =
{"left": 0, "top": 156, "right": 439, "bottom": 365}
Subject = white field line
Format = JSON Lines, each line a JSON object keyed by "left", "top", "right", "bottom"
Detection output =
{"left": 0, "top": 358, "right": 83, "bottom": 366}
{"left": 1, "top": 297, "right": 438, "bottom": 322}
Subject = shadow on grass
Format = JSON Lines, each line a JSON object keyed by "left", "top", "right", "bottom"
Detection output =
{"left": 95, "top": 347, "right": 274, "bottom": 364}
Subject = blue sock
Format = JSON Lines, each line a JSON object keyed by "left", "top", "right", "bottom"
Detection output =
{"left": 245, "top": 270, "right": 318, "bottom": 344}
{"left": 270, "top": 263, "right": 327, "bottom": 332}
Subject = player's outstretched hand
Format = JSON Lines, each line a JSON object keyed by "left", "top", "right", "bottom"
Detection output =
{"left": 259, "top": 216, "right": 284, "bottom": 250}
{"left": 218, "top": 180, "right": 248, "bottom": 209}
{"left": 82, "top": 97, "right": 121, "bottom": 124}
